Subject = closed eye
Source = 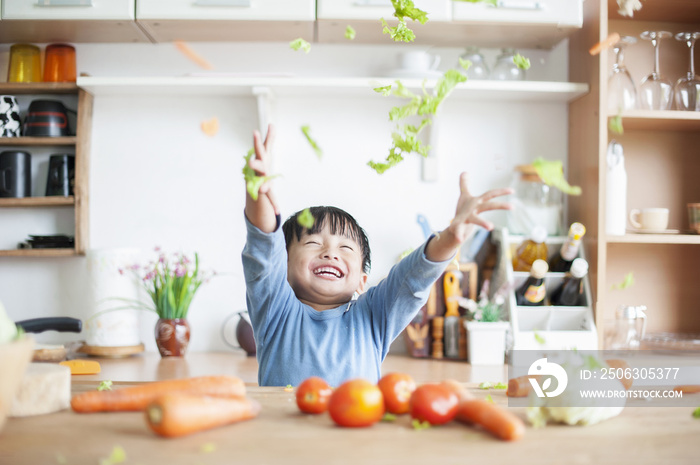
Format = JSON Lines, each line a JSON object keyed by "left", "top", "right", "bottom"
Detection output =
{"left": 305, "top": 241, "right": 320, "bottom": 246}
{"left": 341, "top": 245, "right": 354, "bottom": 251}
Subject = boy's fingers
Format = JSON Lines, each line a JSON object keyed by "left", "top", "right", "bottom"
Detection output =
{"left": 468, "top": 216, "right": 494, "bottom": 231}
{"left": 476, "top": 201, "right": 513, "bottom": 213}
{"left": 253, "top": 130, "right": 266, "bottom": 161}
{"left": 459, "top": 172, "right": 470, "bottom": 195}
{"left": 248, "top": 158, "right": 266, "bottom": 174}
{"left": 263, "top": 124, "right": 275, "bottom": 152}
{"left": 480, "top": 187, "right": 514, "bottom": 202}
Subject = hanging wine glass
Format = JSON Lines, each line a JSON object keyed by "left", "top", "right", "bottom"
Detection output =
{"left": 639, "top": 31, "right": 673, "bottom": 110}
{"left": 608, "top": 36, "right": 638, "bottom": 114}
{"left": 674, "top": 32, "right": 700, "bottom": 111}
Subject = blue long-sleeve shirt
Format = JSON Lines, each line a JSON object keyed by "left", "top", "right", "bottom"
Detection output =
{"left": 242, "top": 215, "right": 450, "bottom": 386}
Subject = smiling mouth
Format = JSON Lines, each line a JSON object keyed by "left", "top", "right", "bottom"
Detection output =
{"left": 313, "top": 266, "right": 345, "bottom": 279}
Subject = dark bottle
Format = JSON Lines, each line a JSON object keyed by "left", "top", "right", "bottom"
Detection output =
{"left": 515, "top": 259, "right": 548, "bottom": 306}
{"left": 550, "top": 222, "right": 586, "bottom": 272}
{"left": 550, "top": 258, "right": 588, "bottom": 306}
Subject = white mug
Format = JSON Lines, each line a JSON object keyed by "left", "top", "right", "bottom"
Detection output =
{"left": 398, "top": 51, "right": 441, "bottom": 71}
{"left": 629, "top": 207, "right": 669, "bottom": 230}
{"left": 0, "top": 95, "right": 21, "bottom": 137}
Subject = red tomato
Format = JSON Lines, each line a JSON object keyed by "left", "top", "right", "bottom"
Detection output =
{"left": 409, "top": 383, "right": 459, "bottom": 425}
{"left": 377, "top": 372, "right": 417, "bottom": 415}
{"left": 295, "top": 376, "right": 333, "bottom": 414}
{"left": 328, "top": 379, "right": 385, "bottom": 427}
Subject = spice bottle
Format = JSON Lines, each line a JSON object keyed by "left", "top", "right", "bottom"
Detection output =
{"left": 550, "top": 258, "right": 588, "bottom": 306}
{"left": 549, "top": 222, "right": 587, "bottom": 272}
{"left": 515, "top": 259, "right": 548, "bottom": 306}
{"left": 512, "top": 226, "right": 548, "bottom": 272}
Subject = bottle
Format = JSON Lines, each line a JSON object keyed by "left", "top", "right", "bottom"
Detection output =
{"left": 550, "top": 258, "right": 588, "bottom": 306}
{"left": 549, "top": 222, "right": 587, "bottom": 272}
{"left": 512, "top": 226, "right": 548, "bottom": 272}
{"left": 606, "top": 140, "right": 627, "bottom": 235}
{"left": 515, "top": 259, "right": 548, "bottom": 306}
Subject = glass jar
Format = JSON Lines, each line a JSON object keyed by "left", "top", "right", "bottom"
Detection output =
{"left": 459, "top": 46, "right": 489, "bottom": 80}
{"left": 508, "top": 164, "right": 564, "bottom": 236}
{"left": 491, "top": 48, "right": 526, "bottom": 81}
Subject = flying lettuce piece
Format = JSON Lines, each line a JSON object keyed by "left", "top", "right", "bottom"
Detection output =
{"left": 513, "top": 53, "right": 531, "bottom": 70}
{"left": 301, "top": 125, "right": 323, "bottom": 159}
{"left": 478, "top": 382, "right": 493, "bottom": 390}
{"left": 381, "top": 18, "right": 416, "bottom": 43}
{"left": 345, "top": 25, "right": 356, "bottom": 40}
{"left": 374, "top": 85, "right": 392, "bottom": 96}
{"left": 609, "top": 114, "right": 624, "bottom": 134}
{"left": 297, "top": 208, "right": 315, "bottom": 229}
{"left": 611, "top": 272, "right": 635, "bottom": 290}
{"left": 289, "top": 38, "right": 311, "bottom": 53}
{"left": 693, "top": 407, "right": 700, "bottom": 419}
{"left": 459, "top": 57, "right": 472, "bottom": 72}
{"left": 532, "top": 157, "right": 582, "bottom": 196}
{"left": 534, "top": 331, "right": 546, "bottom": 345}
{"left": 485, "top": 394, "right": 494, "bottom": 404}
{"left": 392, "top": 0, "right": 429, "bottom": 24}
{"left": 242, "top": 148, "right": 279, "bottom": 201}
{"left": 97, "top": 380, "right": 113, "bottom": 391}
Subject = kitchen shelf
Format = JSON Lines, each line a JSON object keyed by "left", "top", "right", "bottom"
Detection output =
{"left": 605, "top": 234, "right": 700, "bottom": 245}
{"left": 0, "top": 197, "right": 75, "bottom": 207}
{"left": 607, "top": 0, "right": 700, "bottom": 24}
{"left": 610, "top": 110, "right": 700, "bottom": 132}
{"left": 0, "top": 82, "right": 79, "bottom": 95}
{"left": 0, "top": 137, "right": 78, "bottom": 146}
{"left": 0, "top": 249, "right": 77, "bottom": 257}
{"left": 76, "top": 76, "right": 589, "bottom": 103}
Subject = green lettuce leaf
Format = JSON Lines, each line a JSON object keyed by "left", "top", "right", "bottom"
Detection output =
{"left": 381, "top": 18, "right": 416, "bottom": 43}
{"left": 97, "top": 380, "right": 113, "bottom": 391}
{"left": 459, "top": 57, "right": 472, "bottom": 72}
{"left": 513, "top": 53, "right": 531, "bottom": 70}
{"left": 374, "top": 85, "right": 392, "bottom": 96}
{"left": 297, "top": 208, "right": 315, "bottom": 229}
{"left": 532, "top": 157, "right": 582, "bottom": 196}
{"left": 345, "top": 25, "right": 356, "bottom": 40}
{"left": 453, "top": 0, "right": 498, "bottom": 5}
{"left": 301, "top": 125, "right": 323, "bottom": 159}
{"left": 289, "top": 38, "right": 311, "bottom": 53}
{"left": 611, "top": 272, "right": 635, "bottom": 291}
{"left": 609, "top": 114, "right": 624, "bottom": 134}
{"left": 242, "top": 148, "right": 279, "bottom": 201}
{"left": 693, "top": 407, "right": 700, "bottom": 419}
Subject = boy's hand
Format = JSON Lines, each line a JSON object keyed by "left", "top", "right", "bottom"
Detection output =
{"left": 245, "top": 124, "right": 279, "bottom": 232}
{"left": 426, "top": 172, "right": 514, "bottom": 263}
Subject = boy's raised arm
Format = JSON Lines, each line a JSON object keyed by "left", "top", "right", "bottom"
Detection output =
{"left": 245, "top": 124, "right": 279, "bottom": 233}
{"left": 425, "top": 172, "right": 513, "bottom": 263}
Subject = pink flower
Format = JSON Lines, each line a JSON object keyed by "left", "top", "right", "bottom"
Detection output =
{"left": 174, "top": 266, "right": 186, "bottom": 278}
{"left": 118, "top": 268, "right": 124, "bottom": 275}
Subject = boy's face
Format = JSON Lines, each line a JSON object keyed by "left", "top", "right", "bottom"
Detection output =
{"left": 286, "top": 222, "right": 368, "bottom": 311}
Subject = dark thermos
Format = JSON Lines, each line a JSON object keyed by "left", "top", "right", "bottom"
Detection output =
{"left": 45, "top": 154, "right": 74, "bottom": 196}
{"left": 0, "top": 150, "right": 31, "bottom": 198}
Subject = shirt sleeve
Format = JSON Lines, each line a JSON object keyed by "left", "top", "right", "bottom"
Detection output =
{"left": 241, "top": 213, "right": 295, "bottom": 345}
{"left": 362, "top": 236, "right": 453, "bottom": 358}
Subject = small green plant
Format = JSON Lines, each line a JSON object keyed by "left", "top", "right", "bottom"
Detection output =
{"left": 459, "top": 279, "right": 508, "bottom": 322}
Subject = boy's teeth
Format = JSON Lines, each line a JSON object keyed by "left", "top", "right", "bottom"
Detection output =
{"left": 314, "top": 266, "right": 343, "bottom": 277}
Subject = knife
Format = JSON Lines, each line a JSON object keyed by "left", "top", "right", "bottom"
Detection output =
{"left": 16, "top": 317, "right": 82, "bottom": 334}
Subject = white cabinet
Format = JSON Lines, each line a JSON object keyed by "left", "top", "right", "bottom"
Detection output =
{"left": 452, "top": 0, "right": 582, "bottom": 27}
{"left": 136, "top": 0, "right": 315, "bottom": 42}
{"left": 137, "top": 0, "right": 315, "bottom": 21}
{"left": 317, "top": 0, "right": 451, "bottom": 21}
{"left": 2, "top": 0, "right": 134, "bottom": 20}
{"left": 0, "top": 0, "right": 149, "bottom": 43}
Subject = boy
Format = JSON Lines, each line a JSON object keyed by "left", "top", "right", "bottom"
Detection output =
{"left": 242, "top": 125, "right": 512, "bottom": 387}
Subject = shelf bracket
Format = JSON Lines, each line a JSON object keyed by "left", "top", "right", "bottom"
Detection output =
{"left": 252, "top": 86, "right": 274, "bottom": 139}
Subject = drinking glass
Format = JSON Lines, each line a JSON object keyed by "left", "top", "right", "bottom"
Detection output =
{"left": 639, "top": 31, "right": 673, "bottom": 110}
{"left": 7, "top": 44, "right": 41, "bottom": 83}
{"left": 673, "top": 32, "right": 700, "bottom": 111}
{"left": 608, "top": 36, "right": 638, "bottom": 113}
{"left": 459, "top": 46, "right": 489, "bottom": 80}
{"left": 491, "top": 48, "right": 525, "bottom": 81}
{"left": 43, "top": 44, "right": 77, "bottom": 83}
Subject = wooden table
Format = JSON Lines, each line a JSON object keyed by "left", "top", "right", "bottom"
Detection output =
{"left": 0, "top": 352, "right": 698, "bottom": 464}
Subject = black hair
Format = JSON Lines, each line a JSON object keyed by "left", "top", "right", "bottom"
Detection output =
{"left": 282, "top": 206, "right": 371, "bottom": 274}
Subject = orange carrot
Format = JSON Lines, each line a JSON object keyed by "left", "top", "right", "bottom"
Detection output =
{"left": 605, "top": 359, "right": 633, "bottom": 390}
{"left": 173, "top": 41, "right": 214, "bottom": 70}
{"left": 441, "top": 379, "right": 474, "bottom": 403}
{"left": 589, "top": 32, "right": 621, "bottom": 55}
{"left": 673, "top": 385, "right": 700, "bottom": 394}
{"left": 506, "top": 375, "right": 540, "bottom": 398}
{"left": 456, "top": 399, "right": 525, "bottom": 441}
{"left": 71, "top": 376, "right": 246, "bottom": 413}
{"left": 146, "top": 394, "right": 261, "bottom": 438}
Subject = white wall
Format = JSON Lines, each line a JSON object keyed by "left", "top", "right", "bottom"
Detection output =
{"left": 0, "top": 40, "right": 569, "bottom": 352}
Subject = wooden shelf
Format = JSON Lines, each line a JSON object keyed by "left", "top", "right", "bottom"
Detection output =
{"left": 610, "top": 110, "right": 700, "bottom": 131}
{"left": 606, "top": 234, "right": 700, "bottom": 245}
{"left": 77, "top": 76, "right": 590, "bottom": 103}
{"left": 0, "top": 249, "right": 77, "bottom": 257}
{"left": 0, "top": 82, "right": 78, "bottom": 95}
{"left": 0, "top": 137, "right": 77, "bottom": 146}
{"left": 607, "top": 0, "right": 700, "bottom": 24}
{"left": 0, "top": 197, "right": 74, "bottom": 207}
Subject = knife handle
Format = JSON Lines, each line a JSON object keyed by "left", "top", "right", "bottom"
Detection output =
{"left": 16, "top": 317, "right": 82, "bottom": 334}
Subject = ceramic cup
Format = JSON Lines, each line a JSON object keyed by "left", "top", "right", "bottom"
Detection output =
{"left": 687, "top": 203, "right": 700, "bottom": 233}
{"left": 629, "top": 207, "right": 670, "bottom": 231}
{"left": 0, "top": 96, "right": 21, "bottom": 137}
{"left": 398, "top": 51, "right": 441, "bottom": 72}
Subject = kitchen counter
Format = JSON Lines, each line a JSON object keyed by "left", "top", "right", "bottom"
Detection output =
{"left": 0, "top": 352, "right": 697, "bottom": 464}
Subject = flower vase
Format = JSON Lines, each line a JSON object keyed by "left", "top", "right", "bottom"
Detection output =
{"left": 465, "top": 321, "right": 509, "bottom": 365}
{"left": 155, "top": 318, "right": 190, "bottom": 357}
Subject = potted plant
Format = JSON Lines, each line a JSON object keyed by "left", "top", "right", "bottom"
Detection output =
{"left": 460, "top": 280, "right": 510, "bottom": 365}
{"left": 112, "top": 248, "right": 214, "bottom": 357}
